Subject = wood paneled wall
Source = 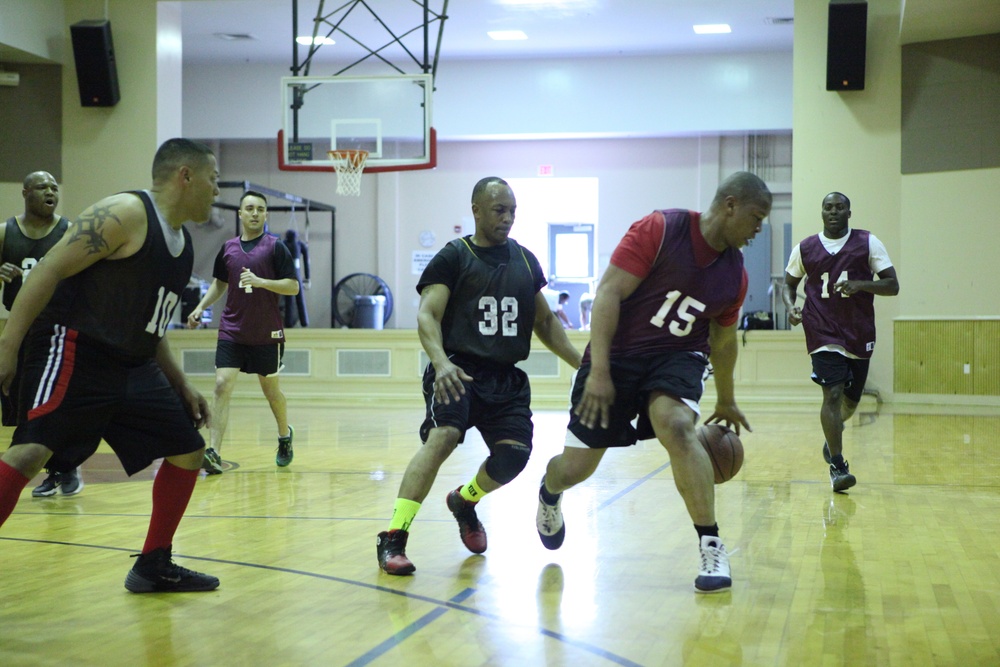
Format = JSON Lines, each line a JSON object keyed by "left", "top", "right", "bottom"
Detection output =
{"left": 894, "top": 318, "right": 1000, "bottom": 397}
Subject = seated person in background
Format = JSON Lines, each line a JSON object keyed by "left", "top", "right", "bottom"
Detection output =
{"left": 555, "top": 291, "right": 573, "bottom": 329}
{"left": 578, "top": 292, "right": 594, "bottom": 331}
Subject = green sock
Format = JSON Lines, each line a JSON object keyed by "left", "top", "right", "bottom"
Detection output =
{"left": 459, "top": 475, "right": 487, "bottom": 503}
{"left": 389, "top": 498, "right": 422, "bottom": 532}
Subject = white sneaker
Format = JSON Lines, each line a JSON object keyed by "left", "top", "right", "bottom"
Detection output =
{"left": 694, "top": 535, "right": 731, "bottom": 594}
{"left": 535, "top": 477, "right": 565, "bottom": 550}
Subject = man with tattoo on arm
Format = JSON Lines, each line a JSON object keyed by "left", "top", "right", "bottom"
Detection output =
{"left": 0, "top": 138, "right": 222, "bottom": 592}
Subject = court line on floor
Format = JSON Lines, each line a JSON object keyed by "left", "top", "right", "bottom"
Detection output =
{"left": 594, "top": 461, "right": 673, "bottom": 513}
{"left": 0, "top": 536, "right": 643, "bottom": 667}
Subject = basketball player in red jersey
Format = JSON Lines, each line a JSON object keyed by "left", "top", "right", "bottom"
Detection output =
{"left": 535, "top": 171, "right": 772, "bottom": 594}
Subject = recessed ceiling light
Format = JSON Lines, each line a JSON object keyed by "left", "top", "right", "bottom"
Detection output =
{"left": 488, "top": 30, "right": 528, "bottom": 41}
{"left": 693, "top": 24, "right": 732, "bottom": 35}
{"left": 296, "top": 36, "right": 335, "bottom": 46}
{"left": 214, "top": 33, "right": 256, "bottom": 41}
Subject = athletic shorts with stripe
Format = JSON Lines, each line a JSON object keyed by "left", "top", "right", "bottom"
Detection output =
{"left": 568, "top": 351, "right": 710, "bottom": 449}
{"left": 11, "top": 325, "right": 205, "bottom": 475}
{"left": 419, "top": 354, "right": 533, "bottom": 449}
{"left": 215, "top": 339, "right": 285, "bottom": 376}
{"left": 809, "top": 350, "right": 869, "bottom": 403}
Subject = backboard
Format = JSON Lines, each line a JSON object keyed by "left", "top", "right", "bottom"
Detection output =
{"left": 279, "top": 74, "right": 434, "bottom": 173}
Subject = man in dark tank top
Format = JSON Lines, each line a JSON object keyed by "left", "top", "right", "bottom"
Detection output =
{"left": 376, "top": 177, "right": 582, "bottom": 576}
{"left": 782, "top": 192, "right": 899, "bottom": 493}
{"left": 0, "top": 171, "right": 82, "bottom": 497}
{"left": 0, "top": 138, "right": 222, "bottom": 593}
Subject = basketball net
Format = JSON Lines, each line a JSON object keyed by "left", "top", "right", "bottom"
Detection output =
{"left": 328, "top": 149, "right": 369, "bottom": 197}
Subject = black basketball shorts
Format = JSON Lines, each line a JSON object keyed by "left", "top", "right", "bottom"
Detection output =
{"left": 810, "top": 351, "right": 870, "bottom": 403}
{"left": 419, "top": 355, "right": 533, "bottom": 449}
{"left": 568, "top": 351, "right": 710, "bottom": 449}
{"left": 216, "top": 339, "right": 285, "bottom": 376}
{"left": 12, "top": 325, "right": 205, "bottom": 475}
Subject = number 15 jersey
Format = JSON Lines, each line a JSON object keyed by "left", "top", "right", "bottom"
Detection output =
{"left": 594, "top": 209, "right": 746, "bottom": 361}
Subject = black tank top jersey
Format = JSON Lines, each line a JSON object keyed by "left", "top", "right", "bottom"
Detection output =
{"left": 32, "top": 191, "right": 193, "bottom": 362}
{"left": 1, "top": 215, "right": 71, "bottom": 311}
{"left": 419, "top": 237, "right": 545, "bottom": 366}
{"left": 799, "top": 229, "right": 877, "bottom": 358}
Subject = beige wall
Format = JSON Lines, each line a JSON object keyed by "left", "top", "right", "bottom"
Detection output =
{"left": 0, "top": 185, "right": 22, "bottom": 222}
{"left": 900, "top": 169, "right": 1000, "bottom": 317}
{"left": 61, "top": 0, "right": 161, "bottom": 218}
{"left": 793, "top": 0, "right": 903, "bottom": 399}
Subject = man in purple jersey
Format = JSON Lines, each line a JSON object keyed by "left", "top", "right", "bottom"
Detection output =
{"left": 186, "top": 190, "right": 299, "bottom": 473}
{"left": 535, "top": 171, "right": 772, "bottom": 594}
{"left": 782, "top": 192, "right": 898, "bottom": 492}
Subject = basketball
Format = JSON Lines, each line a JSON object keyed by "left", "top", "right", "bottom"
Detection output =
{"left": 696, "top": 424, "right": 744, "bottom": 484}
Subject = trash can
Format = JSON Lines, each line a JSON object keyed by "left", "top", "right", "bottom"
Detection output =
{"left": 352, "top": 295, "right": 386, "bottom": 329}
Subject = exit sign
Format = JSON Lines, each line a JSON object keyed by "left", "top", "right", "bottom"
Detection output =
{"left": 537, "top": 164, "right": 554, "bottom": 176}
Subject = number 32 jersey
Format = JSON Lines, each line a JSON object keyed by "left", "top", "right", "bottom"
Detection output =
{"left": 417, "top": 236, "right": 545, "bottom": 366}
{"left": 595, "top": 209, "right": 746, "bottom": 361}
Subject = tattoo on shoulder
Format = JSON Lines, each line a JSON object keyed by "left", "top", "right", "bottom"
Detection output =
{"left": 70, "top": 204, "right": 121, "bottom": 255}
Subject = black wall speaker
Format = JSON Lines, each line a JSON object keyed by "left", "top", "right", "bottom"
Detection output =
{"left": 70, "top": 20, "right": 121, "bottom": 107}
{"left": 826, "top": 1, "right": 867, "bottom": 91}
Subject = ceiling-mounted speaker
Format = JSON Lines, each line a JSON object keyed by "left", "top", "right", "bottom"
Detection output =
{"left": 70, "top": 20, "right": 121, "bottom": 106}
{"left": 826, "top": 1, "right": 867, "bottom": 91}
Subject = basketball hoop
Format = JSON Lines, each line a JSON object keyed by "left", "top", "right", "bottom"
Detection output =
{"left": 328, "top": 149, "right": 369, "bottom": 197}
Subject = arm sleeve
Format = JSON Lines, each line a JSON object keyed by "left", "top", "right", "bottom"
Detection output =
{"left": 212, "top": 246, "right": 229, "bottom": 283}
{"left": 867, "top": 234, "right": 894, "bottom": 274}
{"left": 609, "top": 212, "right": 665, "bottom": 279}
{"left": 272, "top": 241, "right": 298, "bottom": 280}
{"left": 784, "top": 243, "right": 805, "bottom": 278}
{"left": 715, "top": 269, "right": 748, "bottom": 327}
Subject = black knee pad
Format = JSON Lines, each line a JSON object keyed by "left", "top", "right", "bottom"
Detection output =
{"left": 485, "top": 443, "right": 532, "bottom": 485}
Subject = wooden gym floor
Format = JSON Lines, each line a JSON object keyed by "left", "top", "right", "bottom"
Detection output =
{"left": 1, "top": 402, "right": 999, "bottom": 667}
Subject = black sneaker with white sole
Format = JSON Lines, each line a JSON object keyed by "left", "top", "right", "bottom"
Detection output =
{"left": 830, "top": 461, "right": 857, "bottom": 493}
{"left": 276, "top": 426, "right": 294, "bottom": 467}
{"left": 32, "top": 471, "right": 61, "bottom": 497}
{"left": 202, "top": 447, "right": 224, "bottom": 475}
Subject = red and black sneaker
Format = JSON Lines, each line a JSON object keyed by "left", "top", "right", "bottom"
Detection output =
{"left": 377, "top": 529, "right": 416, "bottom": 575}
{"left": 446, "top": 489, "right": 487, "bottom": 554}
